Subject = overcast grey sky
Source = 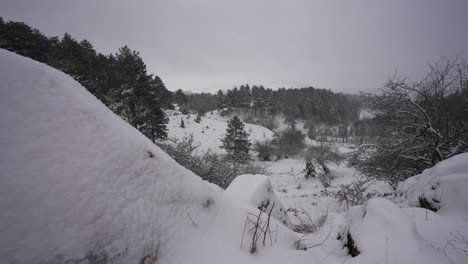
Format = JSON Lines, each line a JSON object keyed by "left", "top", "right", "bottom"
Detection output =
{"left": 1, "top": 0, "right": 468, "bottom": 93}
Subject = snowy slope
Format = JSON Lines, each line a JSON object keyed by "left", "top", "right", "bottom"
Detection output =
{"left": 166, "top": 110, "right": 275, "bottom": 154}
{"left": 0, "top": 49, "right": 302, "bottom": 264}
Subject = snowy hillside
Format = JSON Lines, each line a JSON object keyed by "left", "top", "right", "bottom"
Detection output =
{"left": 0, "top": 49, "right": 301, "bottom": 264}
{"left": 166, "top": 109, "right": 275, "bottom": 153}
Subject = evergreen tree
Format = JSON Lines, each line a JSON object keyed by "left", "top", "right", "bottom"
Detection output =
{"left": 139, "top": 75, "right": 169, "bottom": 141}
{"left": 221, "top": 115, "right": 251, "bottom": 159}
{"left": 216, "top": 90, "right": 225, "bottom": 109}
{"left": 174, "top": 89, "right": 187, "bottom": 106}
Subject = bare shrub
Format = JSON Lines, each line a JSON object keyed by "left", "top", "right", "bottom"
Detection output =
{"left": 305, "top": 144, "right": 343, "bottom": 174}
{"left": 292, "top": 207, "right": 328, "bottom": 234}
{"left": 140, "top": 241, "right": 159, "bottom": 264}
{"left": 357, "top": 58, "right": 468, "bottom": 186}
{"left": 335, "top": 179, "right": 372, "bottom": 209}
{"left": 444, "top": 231, "right": 468, "bottom": 258}
{"left": 318, "top": 173, "right": 334, "bottom": 189}
{"left": 241, "top": 204, "right": 276, "bottom": 254}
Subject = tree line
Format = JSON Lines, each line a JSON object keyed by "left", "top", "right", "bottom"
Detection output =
{"left": 0, "top": 18, "right": 171, "bottom": 141}
{"left": 176, "top": 84, "right": 362, "bottom": 127}
{"left": 217, "top": 85, "right": 361, "bottom": 125}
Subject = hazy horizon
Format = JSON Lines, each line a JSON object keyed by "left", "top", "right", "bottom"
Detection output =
{"left": 2, "top": 0, "right": 467, "bottom": 94}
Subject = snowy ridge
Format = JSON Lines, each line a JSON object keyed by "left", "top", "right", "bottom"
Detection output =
{"left": 0, "top": 49, "right": 299, "bottom": 264}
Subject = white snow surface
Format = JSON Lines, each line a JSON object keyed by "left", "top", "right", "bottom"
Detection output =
{"left": 396, "top": 153, "right": 468, "bottom": 217}
{"left": 226, "top": 174, "right": 292, "bottom": 227}
{"left": 345, "top": 198, "right": 448, "bottom": 264}
{"left": 0, "top": 50, "right": 301, "bottom": 264}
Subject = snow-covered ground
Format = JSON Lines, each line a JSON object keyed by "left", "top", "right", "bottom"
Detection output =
{"left": 261, "top": 149, "right": 468, "bottom": 264}
{"left": 2, "top": 49, "right": 467, "bottom": 264}
{"left": 166, "top": 104, "right": 468, "bottom": 264}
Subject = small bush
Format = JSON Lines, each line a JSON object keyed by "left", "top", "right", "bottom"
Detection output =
{"left": 305, "top": 144, "right": 343, "bottom": 174}
{"left": 318, "top": 172, "right": 334, "bottom": 189}
{"left": 335, "top": 179, "right": 370, "bottom": 209}
{"left": 275, "top": 129, "right": 306, "bottom": 157}
{"left": 253, "top": 140, "right": 277, "bottom": 161}
{"left": 194, "top": 113, "right": 202, "bottom": 123}
{"left": 292, "top": 208, "right": 328, "bottom": 234}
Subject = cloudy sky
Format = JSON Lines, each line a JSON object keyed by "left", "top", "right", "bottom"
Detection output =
{"left": 2, "top": 0, "right": 468, "bottom": 93}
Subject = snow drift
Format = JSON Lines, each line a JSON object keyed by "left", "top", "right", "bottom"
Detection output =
{"left": 395, "top": 153, "right": 468, "bottom": 217}
{"left": 226, "top": 174, "right": 292, "bottom": 227}
{"left": 342, "top": 198, "right": 447, "bottom": 264}
{"left": 0, "top": 50, "right": 299, "bottom": 264}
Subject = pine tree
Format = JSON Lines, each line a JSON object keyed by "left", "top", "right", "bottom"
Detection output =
{"left": 139, "top": 75, "right": 168, "bottom": 141}
{"left": 216, "top": 90, "right": 225, "bottom": 109}
{"left": 221, "top": 115, "right": 251, "bottom": 160}
{"left": 174, "top": 89, "right": 187, "bottom": 106}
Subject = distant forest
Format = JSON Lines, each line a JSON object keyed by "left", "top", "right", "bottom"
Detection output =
{"left": 180, "top": 86, "right": 363, "bottom": 128}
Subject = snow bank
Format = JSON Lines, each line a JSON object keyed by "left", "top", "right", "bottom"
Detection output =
{"left": 226, "top": 174, "right": 292, "bottom": 227}
{"left": 343, "top": 198, "right": 448, "bottom": 264}
{"left": 396, "top": 153, "right": 468, "bottom": 217}
{"left": 0, "top": 50, "right": 299, "bottom": 264}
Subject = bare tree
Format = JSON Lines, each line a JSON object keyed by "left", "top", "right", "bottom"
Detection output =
{"left": 357, "top": 57, "right": 468, "bottom": 186}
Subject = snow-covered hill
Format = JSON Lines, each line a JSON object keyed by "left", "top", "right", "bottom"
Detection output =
{"left": 166, "top": 110, "right": 275, "bottom": 154}
{"left": 0, "top": 49, "right": 300, "bottom": 264}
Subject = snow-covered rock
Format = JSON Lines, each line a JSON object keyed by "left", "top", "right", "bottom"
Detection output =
{"left": 0, "top": 50, "right": 300, "bottom": 264}
{"left": 396, "top": 153, "right": 468, "bottom": 217}
{"left": 226, "top": 174, "right": 292, "bottom": 227}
